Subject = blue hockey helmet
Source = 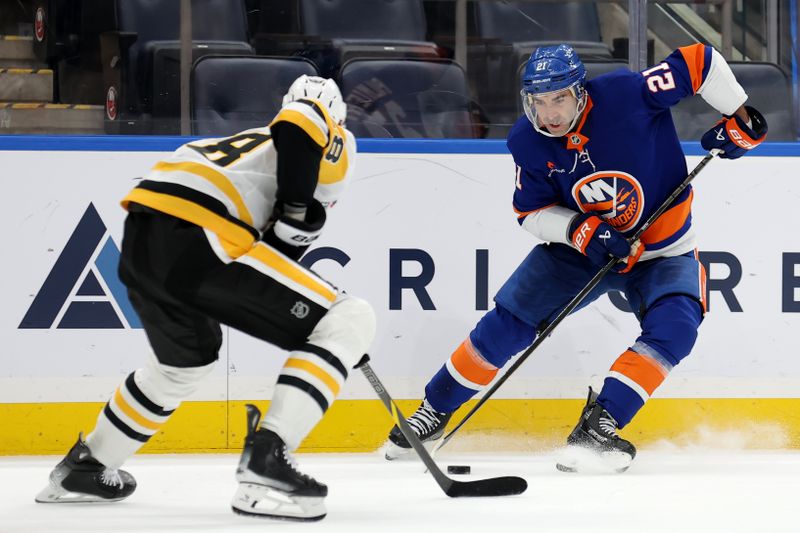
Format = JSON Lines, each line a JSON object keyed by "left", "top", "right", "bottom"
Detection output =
{"left": 521, "top": 44, "right": 586, "bottom": 96}
{"left": 521, "top": 44, "right": 587, "bottom": 136}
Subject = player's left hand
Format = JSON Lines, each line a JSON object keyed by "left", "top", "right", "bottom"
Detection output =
{"left": 701, "top": 105, "right": 767, "bottom": 159}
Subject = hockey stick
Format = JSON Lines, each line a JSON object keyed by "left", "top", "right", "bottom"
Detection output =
{"left": 355, "top": 354, "right": 527, "bottom": 497}
{"left": 433, "top": 151, "right": 718, "bottom": 455}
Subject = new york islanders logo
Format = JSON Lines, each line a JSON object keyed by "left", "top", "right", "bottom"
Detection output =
{"left": 571, "top": 171, "right": 644, "bottom": 232}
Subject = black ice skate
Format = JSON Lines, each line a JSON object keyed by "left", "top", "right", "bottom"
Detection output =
{"left": 556, "top": 388, "right": 637, "bottom": 474}
{"left": 231, "top": 404, "right": 327, "bottom": 521}
{"left": 384, "top": 398, "right": 453, "bottom": 460}
{"left": 35, "top": 434, "right": 137, "bottom": 503}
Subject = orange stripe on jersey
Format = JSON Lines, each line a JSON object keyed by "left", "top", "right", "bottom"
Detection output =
{"left": 640, "top": 190, "right": 693, "bottom": 245}
{"left": 695, "top": 248, "right": 708, "bottom": 313}
{"left": 450, "top": 339, "right": 498, "bottom": 387}
{"left": 513, "top": 202, "right": 558, "bottom": 220}
{"left": 610, "top": 350, "right": 669, "bottom": 396}
{"left": 678, "top": 44, "right": 706, "bottom": 94}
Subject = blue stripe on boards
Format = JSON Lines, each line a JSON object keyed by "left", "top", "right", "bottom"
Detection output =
{"left": 2, "top": 135, "right": 800, "bottom": 156}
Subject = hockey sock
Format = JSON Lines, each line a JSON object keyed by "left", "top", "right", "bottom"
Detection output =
{"left": 261, "top": 343, "right": 348, "bottom": 451}
{"left": 598, "top": 295, "right": 702, "bottom": 427}
{"left": 425, "top": 306, "right": 535, "bottom": 413}
{"left": 425, "top": 338, "right": 499, "bottom": 412}
{"left": 85, "top": 371, "right": 177, "bottom": 469}
{"left": 85, "top": 354, "right": 215, "bottom": 469}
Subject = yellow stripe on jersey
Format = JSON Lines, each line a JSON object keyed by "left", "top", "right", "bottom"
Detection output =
{"left": 113, "top": 388, "right": 161, "bottom": 431}
{"left": 270, "top": 108, "right": 328, "bottom": 147}
{"left": 121, "top": 188, "right": 256, "bottom": 257}
{"left": 248, "top": 245, "right": 337, "bottom": 303}
{"left": 284, "top": 358, "right": 341, "bottom": 396}
{"left": 152, "top": 160, "right": 254, "bottom": 226}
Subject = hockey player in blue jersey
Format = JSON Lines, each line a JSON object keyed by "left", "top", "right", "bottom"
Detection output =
{"left": 384, "top": 43, "right": 767, "bottom": 473}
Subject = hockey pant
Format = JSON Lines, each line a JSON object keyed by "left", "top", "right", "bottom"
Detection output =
{"left": 85, "top": 209, "right": 375, "bottom": 468}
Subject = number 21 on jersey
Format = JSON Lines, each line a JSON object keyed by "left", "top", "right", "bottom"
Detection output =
{"left": 642, "top": 62, "right": 676, "bottom": 93}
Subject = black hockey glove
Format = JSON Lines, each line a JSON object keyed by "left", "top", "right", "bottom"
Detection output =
{"left": 262, "top": 199, "right": 326, "bottom": 261}
{"left": 701, "top": 105, "right": 768, "bottom": 159}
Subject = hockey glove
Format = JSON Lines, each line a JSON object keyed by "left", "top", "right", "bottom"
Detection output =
{"left": 569, "top": 212, "right": 643, "bottom": 273}
{"left": 701, "top": 105, "right": 768, "bottom": 159}
{"left": 262, "top": 199, "right": 326, "bottom": 261}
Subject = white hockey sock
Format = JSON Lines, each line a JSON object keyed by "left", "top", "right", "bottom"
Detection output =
{"left": 85, "top": 370, "right": 177, "bottom": 469}
{"left": 261, "top": 344, "right": 348, "bottom": 451}
{"left": 85, "top": 354, "right": 215, "bottom": 469}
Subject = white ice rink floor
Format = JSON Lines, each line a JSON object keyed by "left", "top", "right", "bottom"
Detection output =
{"left": 2, "top": 449, "right": 798, "bottom": 533}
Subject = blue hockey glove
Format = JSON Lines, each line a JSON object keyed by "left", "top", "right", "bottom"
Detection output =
{"left": 569, "top": 212, "right": 643, "bottom": 272}
{"left": 701, "top": 105, "right": 767, "bottom": 159}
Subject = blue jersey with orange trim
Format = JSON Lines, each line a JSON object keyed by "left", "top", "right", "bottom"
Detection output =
{"left": 509, "top": 44, "right": 714, "bottom": 258}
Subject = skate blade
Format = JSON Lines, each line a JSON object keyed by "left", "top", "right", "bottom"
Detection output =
{"left": 35, "top": 484, "right": 127, "bottom": 504}
{"left": 231, "top": 483, "right": 326, "bottom": 521}
{"left": 382, "top": 435, "right": 445, "bottom": 461}
{"left": 555, "top": 445, "right": 632, "bottom": 474}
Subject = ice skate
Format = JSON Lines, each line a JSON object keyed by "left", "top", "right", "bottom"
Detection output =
{"left": 35, "top": 434, "right": 137, "bottom": 503}
{"left": 231, "top": 404, "right": 327, "bottom": 521}
{"left": 384, "top": 398, "right": 453, "bottom": 460}
{"left": 556, "top": 388, "right": 637, "bottom": 474}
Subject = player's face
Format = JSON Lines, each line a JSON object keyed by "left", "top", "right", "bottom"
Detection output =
{"left": 531, "top": 89, "right": 579, "bottom": 137}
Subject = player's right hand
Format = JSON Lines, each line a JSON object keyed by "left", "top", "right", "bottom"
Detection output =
{"left": 569, "top": 212, "right": 632, "bottom": 270}
{"left": 700, "top": 105, "right": 767, "bottom": 159}
{"left": 263, "top": 199, "right": 326, "bottom": 261}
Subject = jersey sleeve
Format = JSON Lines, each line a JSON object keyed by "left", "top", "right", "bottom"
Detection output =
{"left": 271, "top": 120, "right": 324, "bottom": 207}
{"left": 640, "top": 44, "right": 713, "bottom": 108}
{"left": 640, "top": 44, "right": 747, "bottom": 115}
{"left": 270, "top": 99, "right": 333, "bottom": 149}
{"left": 511, "top": 165, "right": 561, "bottom": 224}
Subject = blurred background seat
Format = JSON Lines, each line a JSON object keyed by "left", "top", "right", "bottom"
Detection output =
{"left": 190, "top": 55, "right": 318, "bottom": 136}
{"left": 100, "top": 0, "right": 253, "bottom": 134}
{"left": 340, "top": 58, "right": 482, "bottom": 138}
{"left": 248, "top": 0, "right": 441, "bottom": 79}
{"left": 671, "top": 61, "right": 795, "bottom": 141}
{"left": 423, "top": 0, "right": 611, "bottom": 138}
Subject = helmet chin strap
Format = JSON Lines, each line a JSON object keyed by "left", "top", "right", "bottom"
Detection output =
{"left": 532, "top": 93, "right": 587, "bottom": 138}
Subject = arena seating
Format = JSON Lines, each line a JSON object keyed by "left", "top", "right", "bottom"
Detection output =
{"left": 191, "top": 55, "right": 318, "bottom": 136}
{"left": 249, "top": 0, "right": 440, "bottom": 79}
{"left": 340, "top": 58, "right": 482, "bottom": 138}
{"left": 100, "top": 0, "right": 253, "bottom": 134}
{"left": 671, "top": 61, "right": 795, "bottom": 141}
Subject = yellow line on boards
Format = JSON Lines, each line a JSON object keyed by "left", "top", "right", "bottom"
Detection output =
{"left": 1, "top": 398, "right": 799, "bottom": 455}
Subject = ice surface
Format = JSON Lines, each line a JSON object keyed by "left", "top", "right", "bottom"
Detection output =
{"left": 2, "top": 450, "right": 798, "bottom": 533}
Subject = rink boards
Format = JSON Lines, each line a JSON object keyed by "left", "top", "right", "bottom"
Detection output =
{"left": 1, "top": 137, "right": 800, "bottom": 454}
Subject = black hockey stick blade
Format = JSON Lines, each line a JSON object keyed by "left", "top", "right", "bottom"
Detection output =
{"left": 443, "top": 475, "right": 528, "bottom": 498}
{"left": 356, "top": 355, "right": 527, "bottom": 497}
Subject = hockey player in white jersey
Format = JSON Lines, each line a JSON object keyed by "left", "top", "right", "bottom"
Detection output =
{"left": 35, "top": 76, "right": 375, "bottom": 521}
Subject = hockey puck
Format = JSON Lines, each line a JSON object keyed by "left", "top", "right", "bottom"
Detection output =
{"left": 447, "top": 465, "right": 471, "bottom": 475}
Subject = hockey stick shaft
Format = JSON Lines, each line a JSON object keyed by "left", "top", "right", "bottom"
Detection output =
{"left": 435, "top": 151, "right": 717, "bottom": 453}
{"left": 356, "top": 354, "right": 527, "bottom": 497}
